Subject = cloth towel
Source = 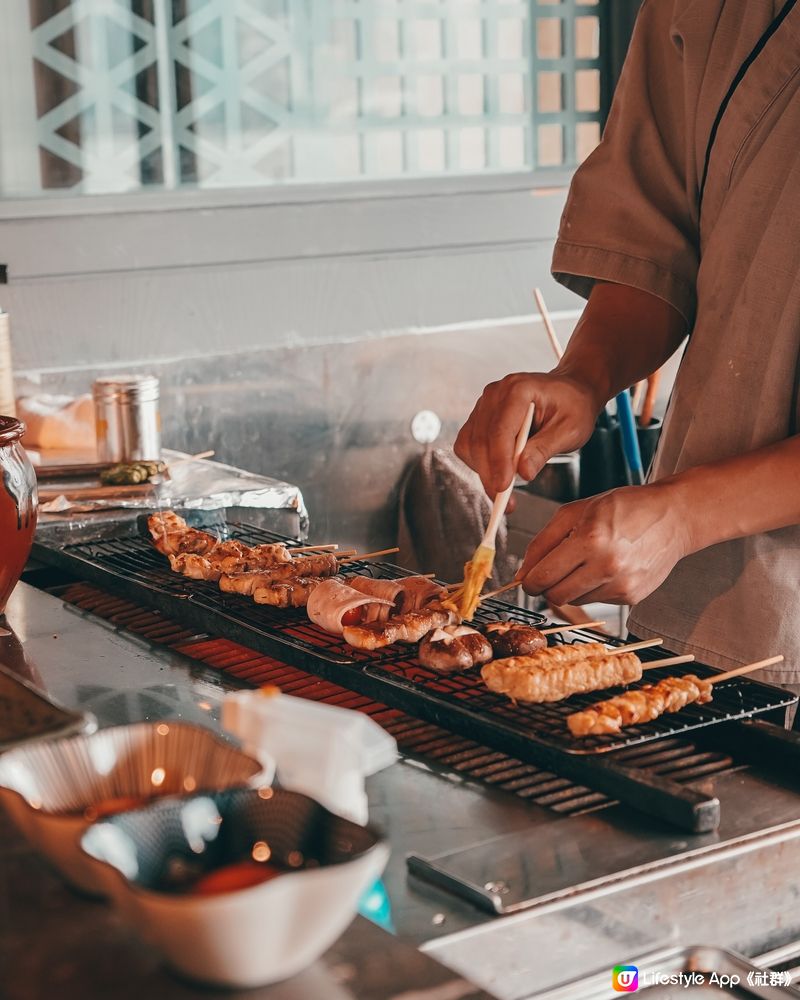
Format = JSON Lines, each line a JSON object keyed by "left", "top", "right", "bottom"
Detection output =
{"left": 396, "top": 447, "right": 518, "bottom": 589}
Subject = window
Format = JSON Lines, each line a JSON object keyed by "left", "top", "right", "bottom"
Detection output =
{"left": 0, "top": 0, "right": 604, "bottom": 197}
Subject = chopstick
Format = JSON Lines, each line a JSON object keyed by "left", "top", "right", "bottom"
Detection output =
{"left": 639, "top": 369, "right": 662, "bottom": 427}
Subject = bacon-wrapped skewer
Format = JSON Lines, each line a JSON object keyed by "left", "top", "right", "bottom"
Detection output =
{"left": 344, "top": 575, "right": 445, "bottom": 616}
{"left": 306, "top": 578, "right": 394, "bottom": 634}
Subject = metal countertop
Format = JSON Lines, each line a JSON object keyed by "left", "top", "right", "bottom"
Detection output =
{"left": 4, "top": 583, "right": 800, "bottom": 1000}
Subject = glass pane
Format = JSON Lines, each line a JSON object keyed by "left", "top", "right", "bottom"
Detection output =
{"left": 538, "top": 72, "right": 563, "bottom": 113}
{"left": 0, "top": 0, "right": 604, "bottom": 196}
{"left": 575, "top": 69, "right": 601, "bottom": 112}
{"left": 575, "top": 16, "right": 600, "bottom": 59}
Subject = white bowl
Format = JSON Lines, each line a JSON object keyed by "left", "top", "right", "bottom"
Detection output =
{"left": 0, "top": 721, "right": 273, "bottom": 895}
{"left": 81, "top": 787, "right": 389, "bottom": 988}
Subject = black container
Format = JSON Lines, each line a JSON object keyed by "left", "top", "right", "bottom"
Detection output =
{"left": 579, "top": 417, "right": 662, "bottom": 498}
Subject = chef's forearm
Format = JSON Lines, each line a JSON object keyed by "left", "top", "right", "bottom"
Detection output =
{"left": 554, "top": 282, "right": 687, "bottom": 408}
{"left": 664, "top": 435, "right": 800, "bottom": 553}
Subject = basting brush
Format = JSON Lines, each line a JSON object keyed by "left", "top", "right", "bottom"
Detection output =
{"left": 450, "top": 401, "right": 535, "bottom": 620}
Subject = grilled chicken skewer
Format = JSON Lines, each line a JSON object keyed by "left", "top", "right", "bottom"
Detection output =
{"left": 483, "top": 651, "right": 646, "bottom": 704}
{"left": 568, "top": 654, "right": 785, "bottom": 737}
{"left": 252, "top": 577, "right": 327, "bottom": 608}
{"left": 481, "top": 640, "right": 675, "bottom": 704}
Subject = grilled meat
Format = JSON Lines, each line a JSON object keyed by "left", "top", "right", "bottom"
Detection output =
{"left": 418, "top": 625, "right": 493, "bottom": 673}
{"left": 306, "top": 578, "right": 394, "bottom": 634}
{"left": 567, "top": 674, "right": 713, "bottom": 737}
{"left": 252, "top": 577, "right": 325, "bottom": 608}
{"left": 342, "top": 606, "right": 459, "bottom": 650}
{"left": 482, "top": 651, "right": 642, "bottom": 704}
{"left": 148, "top": 511, "right": 217, "bottom": 556}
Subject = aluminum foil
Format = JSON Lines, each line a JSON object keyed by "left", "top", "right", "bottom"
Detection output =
{"left": 38, "top": 450, "right": 309, "bottom": 533}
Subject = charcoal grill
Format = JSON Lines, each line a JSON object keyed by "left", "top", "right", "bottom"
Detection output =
{"left": 32, "top": 521, "right": 798, "bottom": 833}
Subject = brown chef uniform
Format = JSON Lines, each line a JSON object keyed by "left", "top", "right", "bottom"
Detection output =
{"left": 551, "top": 0, "right": 800, "bottom": 688}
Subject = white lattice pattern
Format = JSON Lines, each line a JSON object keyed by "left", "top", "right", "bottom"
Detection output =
{"left": 10, "top": 0, "right": 604, "bottom": 194}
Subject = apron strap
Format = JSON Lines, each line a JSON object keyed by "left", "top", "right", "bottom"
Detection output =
{"left": 698, "top": 0, "right": 799, "bottom": 211}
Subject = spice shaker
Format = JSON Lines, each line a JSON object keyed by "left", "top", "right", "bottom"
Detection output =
{"left": 92, "top": 374, "right": 161, "bottom": 462}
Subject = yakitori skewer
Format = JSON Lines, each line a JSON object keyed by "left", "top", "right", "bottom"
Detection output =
{"left": 567, "top": 654, "right": 785, "bottom": 737}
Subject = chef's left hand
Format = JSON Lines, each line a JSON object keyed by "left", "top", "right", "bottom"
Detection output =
{"left": 517, "top": 484, "right": 691, "bottom": 606}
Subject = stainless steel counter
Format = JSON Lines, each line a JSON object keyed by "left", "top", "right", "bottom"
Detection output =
{"left": 4, "top": 582, "right": 800, "bottom": 1000}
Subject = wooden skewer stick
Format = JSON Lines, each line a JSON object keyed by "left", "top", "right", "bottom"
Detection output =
{"left": 607, "top": 638, "right": 664, "bottom": 655}
{"left": 292, "top": 543, "right": 339, "bottom": 554}
{"left": 534, "top": 287, "right": 565, "bottom": 362}
{"left": 710, "top": 654, "right": 784, "bottom": 684}
{"left": 540, "top": 620, "right": 607, "bottom": 635}
{"left": 339, "top": 546, "right": 400, "bottom": 564}
{"left": 478, "top": 580, "right": 520, "bottom": 601}
{"left": 642, "top": 654, "right": 696, "bottom": 670}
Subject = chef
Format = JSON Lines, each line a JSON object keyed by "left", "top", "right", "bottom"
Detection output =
{"left": 455, "top": 0, "right": 800, "bottom": 691}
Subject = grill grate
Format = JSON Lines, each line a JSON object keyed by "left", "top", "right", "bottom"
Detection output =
{"left": 33, "top": 522, "right": 797, "bottom": 833}
{"left": 35, "top": 522, "right": 795, "bottom": 755}
{"left": 54, "top": 581, "right": 740, "bottom": 821}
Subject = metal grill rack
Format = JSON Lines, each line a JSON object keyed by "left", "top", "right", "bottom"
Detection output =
{"left": 33, "top": 521, "right": 798, "bottom": 833}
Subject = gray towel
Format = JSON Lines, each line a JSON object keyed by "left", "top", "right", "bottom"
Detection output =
{"left": 396, "top": 447, "right": 518, "bottom": 588}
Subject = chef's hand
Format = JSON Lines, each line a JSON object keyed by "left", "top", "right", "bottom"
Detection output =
{"left": 517, "top": 484, "right": 691, "bottom": 606}
{"left": 454, "top": 372, "right": 602, "bottom": 499}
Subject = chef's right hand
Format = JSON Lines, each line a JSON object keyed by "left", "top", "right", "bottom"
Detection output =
{"left": 454, "top": 372, "right": 602, "bottom": 498}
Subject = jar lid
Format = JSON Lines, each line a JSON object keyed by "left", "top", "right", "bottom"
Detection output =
{"left": 0, "top": 415, "right": 26, "bottom": 446}
{"left": 92, "top": 375, "right": 159, "bottom": 402}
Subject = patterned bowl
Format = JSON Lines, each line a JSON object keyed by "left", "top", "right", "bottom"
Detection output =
{"left": 0, "top": 721, "right": 273, "bottom": 895}
{"left": 81, "top": 787, "right": 389, "bottom": 988}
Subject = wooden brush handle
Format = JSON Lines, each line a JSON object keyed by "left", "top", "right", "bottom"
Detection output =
{"left": 481, "top": 402, "right": 535, "bottom": 549}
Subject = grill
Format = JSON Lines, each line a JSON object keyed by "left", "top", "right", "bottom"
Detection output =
{"left": 33, "top": 521, "right": 798, "bottom": 834}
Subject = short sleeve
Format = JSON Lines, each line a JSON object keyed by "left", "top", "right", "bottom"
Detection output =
{"left": 552, "top": 0, "right": 699, "bottom": 326}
